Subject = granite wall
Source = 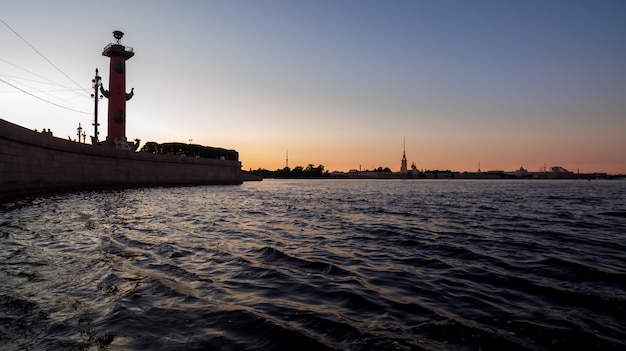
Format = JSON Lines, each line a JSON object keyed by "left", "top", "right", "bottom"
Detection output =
{"left": 0, "top": 119, "right": 242, "bottom": 199}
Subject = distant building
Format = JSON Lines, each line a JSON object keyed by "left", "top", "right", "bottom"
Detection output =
{"left": 549, "top": 166, "right": 574, "bottom": 178}
{"left": 551, "top": 166, "right": 570, "bottom": 173}
{"left": 506, "top": 166, "right": 531, "bottom": 178}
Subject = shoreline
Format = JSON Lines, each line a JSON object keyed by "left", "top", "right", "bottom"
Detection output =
{"left": 1, "top": 118, "right": 243, "bottom": 200}
{"left": 247, "top": 172, "right": 626, "bottom": 181}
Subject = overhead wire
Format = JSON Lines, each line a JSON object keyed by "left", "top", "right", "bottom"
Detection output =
{"left": 0, "top": 66, "right": 90, "bottom": 112}
{"left": 0, "top": 74, "right": 83, "bottom": 92}
{"left": 0, "top": 73, "right": 88, "bottom": 110}
{"left": 0, "top": 57, "right": 73, "bottom": 88}
{"left": 0, "top": 18, "right": 90, "bottom": 96}
{"left": 0, "top": 17, "right": 94, "bottom": 116}
{"left": 0, "top": 78, "right": 90, "bottom": 114}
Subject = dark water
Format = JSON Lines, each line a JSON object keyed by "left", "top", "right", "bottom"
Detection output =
{"left": 1, "top": 179, "right": 625, "bottom": 350}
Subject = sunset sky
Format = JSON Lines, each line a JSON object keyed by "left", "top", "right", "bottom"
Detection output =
{"left": 2, "top": 1, "right": 625, "bottom": 174}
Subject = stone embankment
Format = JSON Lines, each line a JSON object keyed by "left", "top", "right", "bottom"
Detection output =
{"left": 0, "top": 119, "right": 242, "bottom": 199}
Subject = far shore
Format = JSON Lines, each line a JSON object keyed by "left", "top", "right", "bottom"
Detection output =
{"left": 243, "top": 170, "right": 626, "bottom": 181}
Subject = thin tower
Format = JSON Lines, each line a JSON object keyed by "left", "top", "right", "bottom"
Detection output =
{"left": 286, "top": 149, "right": 289, "bottom": 169}
{"left": 400, "top": 137, "right": 408, "bottom": 173}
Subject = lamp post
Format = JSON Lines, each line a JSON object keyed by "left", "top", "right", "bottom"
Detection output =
{"left": 91, "top": 69, "right": 102, "bottom": 144}
{"left": 77, "top": 123, "right": 83, "bottom": 143}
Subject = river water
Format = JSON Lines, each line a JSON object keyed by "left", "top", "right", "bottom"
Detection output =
{"left": 1, "top": 179, "right": 625, "bottom": 350}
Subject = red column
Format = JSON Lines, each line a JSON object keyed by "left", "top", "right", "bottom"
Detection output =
{"left": 106, "top": 48, "right": 128, "bottom": 138}
{"left": 102, "top": 31, "right": 134, "bottom": 147}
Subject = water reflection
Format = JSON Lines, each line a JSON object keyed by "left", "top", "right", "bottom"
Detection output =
{"left": 1, "top": 180, "right": 625, "bottom": 350}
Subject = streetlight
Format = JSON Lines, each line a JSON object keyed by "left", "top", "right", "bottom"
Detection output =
{"left": 77, "top": 123, "right": 83, "bottom": 143}
{"left": 91, "top": 69, "right": 102, "bottom": 144}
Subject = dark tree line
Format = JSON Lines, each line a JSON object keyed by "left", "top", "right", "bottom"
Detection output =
{"left": 247, "top": 164, "right": 402, "bottom": 178}
{"left": 140, "top": 142, "right": 239, "bottom": 161}
{"left": 250, "top": 164, "right": 326, "bottom": 178}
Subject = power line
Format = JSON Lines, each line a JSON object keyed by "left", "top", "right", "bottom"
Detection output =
{"left": 0, "top": 72, "right": 88, "bottom": 109}
{"left": 0, "top": 74, "right": 85, "bottom": 94}
{"left": 0, "top": 78, "right": 90, "bottom": 114}
{"left": 0, "top": 18, "right": 90, "bottom": 95}
{"left": 0, "top": 58, "right": 76, "bottom": 89}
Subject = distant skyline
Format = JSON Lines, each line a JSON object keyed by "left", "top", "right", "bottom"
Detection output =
{"left": 1, "top": 1, "right": 625, "bottom": 174}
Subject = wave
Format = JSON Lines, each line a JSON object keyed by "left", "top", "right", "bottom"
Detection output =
{"left": 2, "top": 180, "right": 625, "bottom": 350}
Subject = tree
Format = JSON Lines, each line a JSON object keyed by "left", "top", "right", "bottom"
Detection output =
{"left": 250, "top": 164, "right": 326, "bottom": 178}
{"left": 140, "top": 141, "right": 159, "bottom": 153}
{"left": 139, "top": 141, "right": 239, "bottom": 160}
{"left": 292, "top": 166, "right": 305, "bottom": 177}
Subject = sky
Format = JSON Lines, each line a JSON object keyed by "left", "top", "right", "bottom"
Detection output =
{"left": 1, "top": 1, "right": 625, "bottom": 174}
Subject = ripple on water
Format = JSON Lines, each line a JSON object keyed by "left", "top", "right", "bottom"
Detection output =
{"left": 1, "top": 180, "right": 625, "bottom": 350}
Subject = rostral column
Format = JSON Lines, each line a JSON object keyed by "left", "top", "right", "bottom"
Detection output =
{"left": 101, "top": 30, "right": 135, "bottom": 150}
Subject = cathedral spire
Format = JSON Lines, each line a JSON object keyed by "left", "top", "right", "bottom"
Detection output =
{"left": 400, "top": 136, "right": 408, "bottom": 173}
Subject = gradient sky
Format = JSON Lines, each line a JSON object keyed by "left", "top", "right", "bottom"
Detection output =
{"left": 2, "top": 1, "right": 625, "bottom": 174}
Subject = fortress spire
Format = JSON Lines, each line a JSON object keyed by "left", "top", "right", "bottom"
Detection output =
{"left": 400, "top": 136, "right": 408, "bottom": 173}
